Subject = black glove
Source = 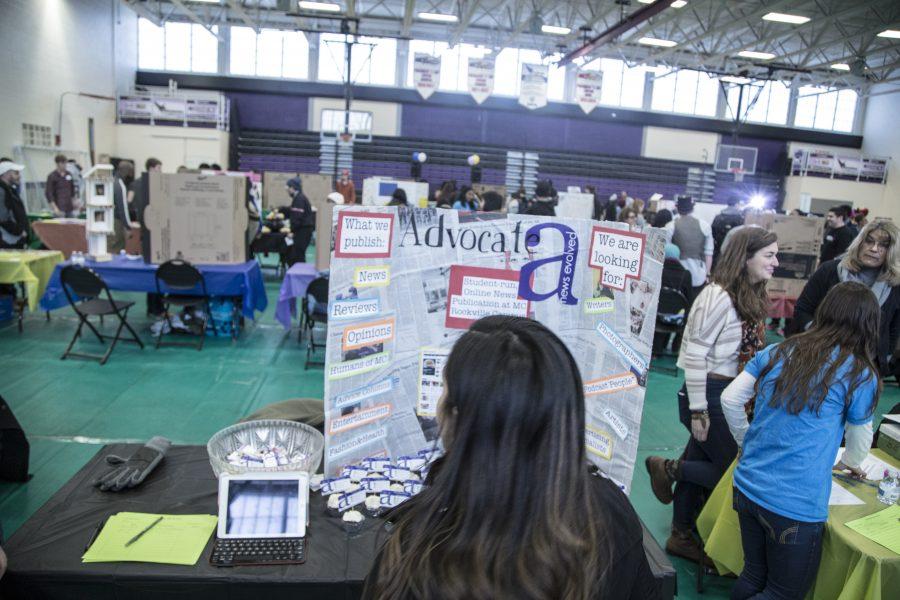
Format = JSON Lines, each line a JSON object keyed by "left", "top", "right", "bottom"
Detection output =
{"left": 94, "top": 437, "right": 171, "bottom": 492}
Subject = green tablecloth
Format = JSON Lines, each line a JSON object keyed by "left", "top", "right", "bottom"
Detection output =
{"left": 0, "top": 250, "right": 65, "bottom": 311}
{"left": 697, "top": 450, "right": 900, "bottom": 600}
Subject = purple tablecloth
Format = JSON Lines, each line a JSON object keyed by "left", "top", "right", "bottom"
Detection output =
{"left": 276, "top": 263, "right": 319, "bottom": 330}
{"left": 40, "top": 255, "right": 268, "bottom": 319}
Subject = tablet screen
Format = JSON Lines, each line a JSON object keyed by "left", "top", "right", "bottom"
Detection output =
{"left": 225, "top": 479, "right": 301, "bottom": 536}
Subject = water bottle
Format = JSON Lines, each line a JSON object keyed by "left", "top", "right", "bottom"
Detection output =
{"left": 877, "top": 469, "right": 898, "bottom": 505}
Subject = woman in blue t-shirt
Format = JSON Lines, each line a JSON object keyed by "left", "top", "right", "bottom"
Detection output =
{"left": 721, "top": 281, "right": 880, "bottom": 599}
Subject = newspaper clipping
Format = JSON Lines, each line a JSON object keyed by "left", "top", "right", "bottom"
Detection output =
{"left": 324, "top": 207, "right": 665, "bottom": 493}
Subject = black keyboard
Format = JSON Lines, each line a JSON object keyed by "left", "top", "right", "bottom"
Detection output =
{"left": 210, "top": 537, "right": 306, "bottom": 567}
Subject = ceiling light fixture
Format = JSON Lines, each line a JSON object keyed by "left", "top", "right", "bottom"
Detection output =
{"left": 877, "top": 29, "right": 900, "bottom": 39}
{"left": 298, "top": 1, "right": 342, "bottom": 12}
{"left": 639, "top": 37, "right": 678, "bottom": 47}
{"left": 762, "top": 12, "right": 811, "bottom": 24}
{"left": 738, "top": 50, "right": 776, "bottom": 60}
{"left": 417, "top": 12, "right": 459, "bottom": 23}
{"left": 541, "top": 25, "right": 571, "bottom": 35}
{"left": 670, "top": 1, "right": 688, "bottom": 8}
{"left": 830, "top": 63, "right": 851, "bottom": 71}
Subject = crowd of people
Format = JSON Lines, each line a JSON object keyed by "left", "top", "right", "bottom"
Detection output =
{"left": 2, "top": 156, "right": 895, "bottom": 597}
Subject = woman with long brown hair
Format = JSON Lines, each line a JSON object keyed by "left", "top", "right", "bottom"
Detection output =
{"left": 645, "top": 226, "right": 778, "bottom": 564}
{"left": 363, "top": 316, "right": 659, "bottom": 600}
{"left": 721, "top": 282, "right": 880, "bottom": 598}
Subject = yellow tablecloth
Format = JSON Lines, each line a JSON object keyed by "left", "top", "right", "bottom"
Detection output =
{"left": 0, "top": 250, "right": 65, "bottom": 312}
{"left": 697, "top": 450, "right": 900, "bottom": 600}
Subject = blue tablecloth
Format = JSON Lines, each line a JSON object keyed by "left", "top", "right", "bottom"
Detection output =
{"left": 40, "top": 256, "right": 268, "bottom": 319}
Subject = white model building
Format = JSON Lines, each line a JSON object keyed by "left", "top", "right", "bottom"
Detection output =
{"left": 82, "top": 164, "right": 115, "bottom": 261}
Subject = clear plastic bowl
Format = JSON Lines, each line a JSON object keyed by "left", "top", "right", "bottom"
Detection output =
{"left": 207, "top": 419, "right": 324, "bottom": 477}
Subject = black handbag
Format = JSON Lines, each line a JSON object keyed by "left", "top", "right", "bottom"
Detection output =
{"left": 0, "top": 395, "right": 29, "bottom": 482}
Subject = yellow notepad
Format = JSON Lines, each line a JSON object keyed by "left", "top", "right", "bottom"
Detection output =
{"left": 82, "top": 512, "right": 218, "bottom": 565}
{"left": 844, "top": 504, "right": 900, "bottom": 555}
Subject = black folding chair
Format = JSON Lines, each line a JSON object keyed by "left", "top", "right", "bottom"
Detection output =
{"left": 59, "top": 266, "right": 144, "bottom": 365}
{"left": 302, "top": 276, "right": 329, "bottom": 369}
{"left": 154, "top": 259, "right": 217, "bottom": 351}
{"left": 652, "top": 287, "right": 690, "bottom": 375}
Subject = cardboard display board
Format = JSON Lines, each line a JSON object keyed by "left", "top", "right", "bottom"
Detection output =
{"left": 744, "top": 213, "right": 825, "bottom": 256}
{"left": 262, "top": 172, "right": 333, "bottom": 210}
{"left": 361, "top": 178, "right": 429, "bottom": 207}
{"left": 145, "top": 172, "right": 248, "bottom": 264}
{"left": 556, "top": 192, "right": 595, "bottom": 219}
{"left": 262, "top": 171, "right": 295, "bottom": 209}
{"left": 300, "top": 174, "right": 334, "bottom": 207}
{"left": 323, "top": 208, "right": 667, "bottom": 493}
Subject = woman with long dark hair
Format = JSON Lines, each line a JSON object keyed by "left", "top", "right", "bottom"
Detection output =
{"left": 721, "top": 282, "right": 880, "bottom": 598}
{"left": 645, "top": 227, "right": 778, "bottom": 564}
{"left": 364, "top": 316, "right": 659, "bottom": 600}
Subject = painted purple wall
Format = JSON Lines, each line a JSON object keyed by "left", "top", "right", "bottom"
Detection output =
{"left": 400, "top": 104, "right": 644, "bottom": 156}
{"left": 230, "top": 92, "right": 309, "bottom": 132}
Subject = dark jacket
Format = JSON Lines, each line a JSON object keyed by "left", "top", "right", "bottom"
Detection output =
{"left": 0, "top": 180, "right": 29, "bottom": 248}
{"left": 788, "top": 259, "right": 900, "bottom": 373}
{"left": 112, "top": 177, "right": 130, "bottom": 225}
{"left": 820, "top": 225, "right": 856, "bottom": 262}
{"left": 45, "top": 169, "right": 76, "bottom": 213}
{"left": 524, "top": 200, "right": 556, "bottom": 217}
{"left": 711, "top": 208, "right": 744, "bottom": 265}
{"left": 289, "top": 190, "right": 314, "bottom": 229}
{"left": 662, "top": 258, "right": 693, "bottom": 306}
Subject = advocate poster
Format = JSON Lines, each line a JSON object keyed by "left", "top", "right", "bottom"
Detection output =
{"left": 323, "top": 208, "right": 666, "bottom": 493}
{"left": 519, "top": 63, "right": 549, "bottom": 110}
{"left": 575, "top": 70, "right": 603, "bottom": 114}
{"left": 467, "top": 57, "right": 495, "bottom": 104}
{"left": 413, "top": 54, "right": 441, "bottom": 100}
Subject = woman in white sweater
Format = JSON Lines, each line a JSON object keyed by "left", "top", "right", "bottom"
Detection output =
{"left": 645, "top": 226, "right": 778, "bottom": 564}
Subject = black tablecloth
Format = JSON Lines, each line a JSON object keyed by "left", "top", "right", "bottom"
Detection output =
{"left": 1, "top": 445, "right": 676, "bottom": 599}
{"left": 250, "top": 233, "right": 288, "bottom": 257}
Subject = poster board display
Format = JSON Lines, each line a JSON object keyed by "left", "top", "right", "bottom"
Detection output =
{"left": 323, "top": 208, "right": 667, "bottom": 493}
{"left": 145, "top": 173, "right": 248, "bottom": 264}
{"left": 361, "top": 178, "right": 429, "bottom": 207}
{"left": 744, "top": 213, "right": 825, "bottom": 256}
{"left": 556, "top": 192, "right": 594, "bottom": 219}
{"left": 262, "top": 171, "right": 295, "bottom": 209}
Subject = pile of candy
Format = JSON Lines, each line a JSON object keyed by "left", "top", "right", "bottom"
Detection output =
{"left": 225, "top": 444, "right": 300, "bottom": 468}
{"left": 310, "top": 447, "right": 439, "bottom": 526}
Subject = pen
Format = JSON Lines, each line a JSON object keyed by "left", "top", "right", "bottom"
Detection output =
{"left": 84, "top": 517, "right": 109, "bottom": 553}
{"left": 124, "top": 516, "right": 164, "bottom": 547}
{"left": 832, "top": 473, "right": 879, "bottom": 488}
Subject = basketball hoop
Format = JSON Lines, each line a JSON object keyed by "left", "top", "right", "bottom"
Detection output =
{"left": 339, "top": 132, "right": 353, "bottom": 144}
{"left": 730, "top": 168, "right": 745, "bottom": 182}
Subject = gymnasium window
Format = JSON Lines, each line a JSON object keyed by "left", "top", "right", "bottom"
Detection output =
{"left": 138, "top": 18, "right": 218, "bottom": 73}
{"left": 352, "top": 37, "right": 397, "bottom": 85}
{"left": 794, "top": 86, "right": 857, "bottom": 132}
{"left": 724, "top": 81, "right": 790, "bottom": 125}
{"left": 320, "top": 34, "right": 395, "bottom": 85}
{"left": 651, "top": 68, "right": 719, "bottom": 116}
{"left": 229, "top": 27, "right": 309, "bottom": 79}
{"left": 582, "top": 58, "right": 646, "bottom": 109}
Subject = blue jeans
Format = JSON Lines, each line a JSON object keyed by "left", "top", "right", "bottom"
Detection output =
{"left": 732, "top": 489, "right": 824, "bottom": 600}
{"left": 673, "top": 379, "right": 738, "bottom": 530}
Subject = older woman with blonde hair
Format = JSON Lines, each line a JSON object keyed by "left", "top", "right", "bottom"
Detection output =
{"left": 789, "top": 219, "right": 900, "bottom": 374}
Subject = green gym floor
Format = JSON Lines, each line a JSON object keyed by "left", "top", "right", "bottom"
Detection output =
{"left": 0, "top": 252, "right": 896, "bottom": 598}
